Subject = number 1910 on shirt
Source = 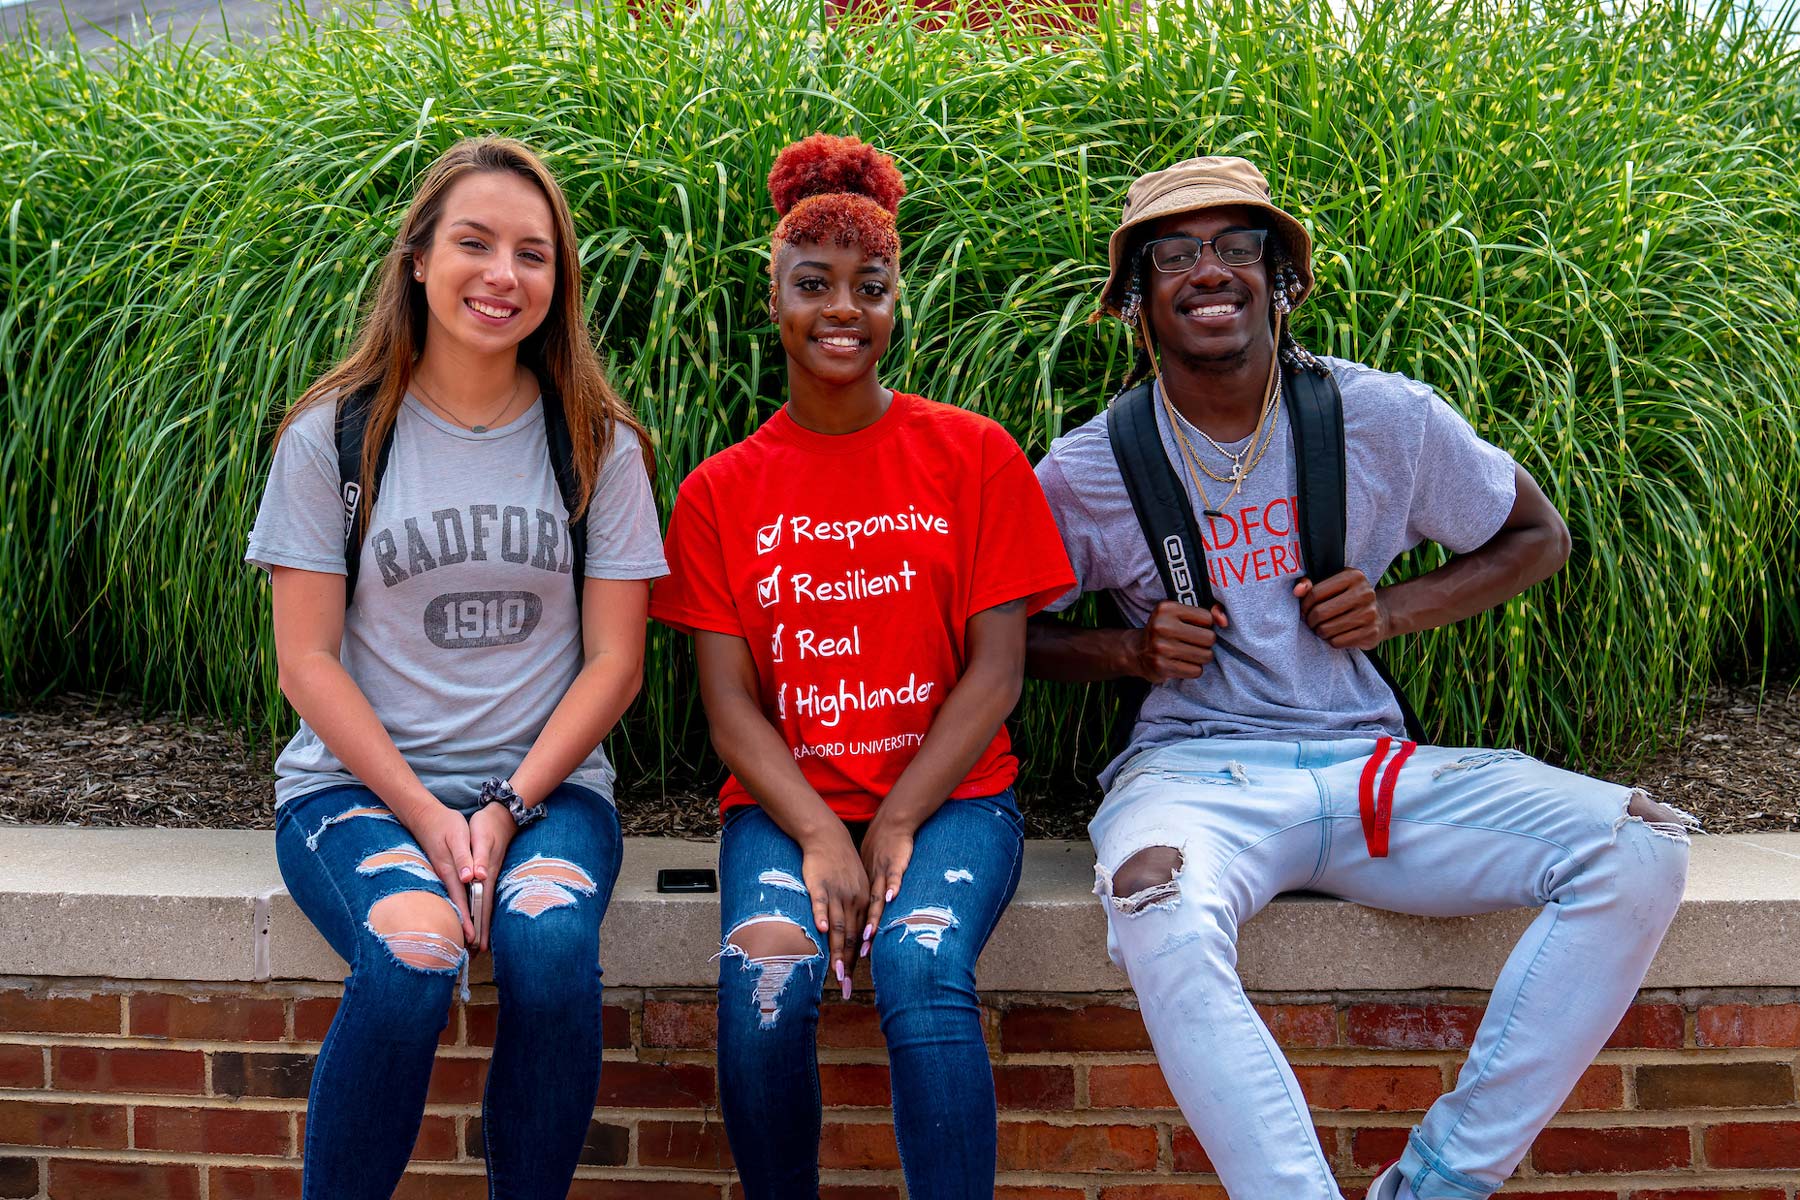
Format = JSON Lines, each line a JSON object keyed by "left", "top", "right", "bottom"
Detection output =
{"left": 424, "top": 591, "right": 544, "bottom": 649}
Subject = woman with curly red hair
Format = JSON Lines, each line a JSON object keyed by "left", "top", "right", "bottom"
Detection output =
{"left": 651, "top": 133, "right": 1075, "bottom": 1198}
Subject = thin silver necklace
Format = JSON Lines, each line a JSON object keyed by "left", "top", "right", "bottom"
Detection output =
{"left": 413, "top": 375, "right": 521, "bottom": 434}
{"left": 1163, "top": 363, "right": 1282, "bottom": 488}
{"left": 1175, "top": 404, "right": 1255, "bottom": 483}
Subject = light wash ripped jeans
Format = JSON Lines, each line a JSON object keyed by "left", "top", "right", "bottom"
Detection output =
{"left": 1088, "top": 737, "right": 1693, "bottom": 1200}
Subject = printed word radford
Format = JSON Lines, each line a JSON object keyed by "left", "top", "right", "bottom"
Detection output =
{"left": 787, "top": 674, "right": 937, "bottom": 728}
{"left": 373, "top": 505, "right": 571, "bottom": 588}
{"left": 1201, "top": 496, "right": 1304, "bottom": 591}
{"left": 784, "top": 507, "right": 950, "bottom": 552}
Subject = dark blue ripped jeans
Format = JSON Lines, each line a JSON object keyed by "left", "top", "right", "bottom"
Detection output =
{"left": 715, "top": 794, "right": 1024, "bottom": 1200}
{"left": 274, "top": 782, "right": 622, "bottom": 1200}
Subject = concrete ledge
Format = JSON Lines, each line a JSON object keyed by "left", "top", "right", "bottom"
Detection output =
{"left": 1, "top": 829, "right": 1796, "bottom": 989}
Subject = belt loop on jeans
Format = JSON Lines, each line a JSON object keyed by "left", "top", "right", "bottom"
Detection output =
{"left": 1357, "top": 737, "right": 1416, "bottom": 857}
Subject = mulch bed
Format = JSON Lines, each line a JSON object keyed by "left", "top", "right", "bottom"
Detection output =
{"left": 3, "top": 680, "right": 1797, "bottom": 837}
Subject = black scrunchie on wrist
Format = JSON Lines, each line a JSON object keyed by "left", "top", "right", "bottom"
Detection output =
{"left": 480, "top": 778, "right": 546, "bottom": 829}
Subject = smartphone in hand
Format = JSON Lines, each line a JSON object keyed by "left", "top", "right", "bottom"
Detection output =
{"left": 470, "top": 881, "right": 487, "bottom": 951}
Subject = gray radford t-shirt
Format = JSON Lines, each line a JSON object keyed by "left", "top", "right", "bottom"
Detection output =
{"left": 246, "top": 394, "right": 667, "bottom": 811}
{"left": 1036, "top": 357, "right": 1517, "bottom": 787}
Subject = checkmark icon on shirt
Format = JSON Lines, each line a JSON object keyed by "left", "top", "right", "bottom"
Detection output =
{"left": 756, "top": 518, "right": 783, "bottom": 554}
{"left": 756, "top": 565, "right": 782, "bottom": 608}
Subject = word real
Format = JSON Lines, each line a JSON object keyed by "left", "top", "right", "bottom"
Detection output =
{"left": 770, "top": 625, "right": 861, "bottom": 662}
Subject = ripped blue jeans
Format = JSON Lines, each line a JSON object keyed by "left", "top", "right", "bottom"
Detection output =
{"left": 715, "top": 795, "right": 1023, "bottom": 1200}
{"left": 1090, "top": 738, "right": 1694, "bottom": 1200}
{"left": 274, "top": 783, "right": 622, "bottom": 1200}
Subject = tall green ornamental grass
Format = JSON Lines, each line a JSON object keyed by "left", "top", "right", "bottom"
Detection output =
{"left": 2, "top": 0, "right": 1797, "bottom": 799}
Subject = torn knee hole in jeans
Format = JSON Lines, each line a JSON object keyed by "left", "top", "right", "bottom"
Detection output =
{"left": 498, "top": 855, "right": 596, "bottom": 917}
{"left": 371, "top": 929, "right": 464, "bottom": 970}
{"left": 882, "top": 906, "right": 959, "bottom": 953}
{"left": 1614, "top": 789, "right": 1700, "bottom": 844}
{"left": 1098, "top": 845, "right": 1184, "bottom": 916}
{"left": 365, "top": 891, "right": 465, "bottom": 975}
{"left": 718, "top": 914, "right": 821, "bottom": 1030}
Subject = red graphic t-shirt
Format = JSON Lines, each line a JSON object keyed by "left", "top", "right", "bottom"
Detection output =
{"left": 652, "top": 392, "right": 1075, "bottom": 820}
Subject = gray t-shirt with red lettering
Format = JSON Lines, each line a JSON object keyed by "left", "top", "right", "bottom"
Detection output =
{"left": 246, "top": 395, "right": 667, "bottom": 811}
{"left": 1035, "top": 357, "right": 1517, "bottom": 787}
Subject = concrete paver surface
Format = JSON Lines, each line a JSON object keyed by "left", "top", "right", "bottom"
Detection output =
{"left": 3, "top": 0, "right": 290, "bottom": 52}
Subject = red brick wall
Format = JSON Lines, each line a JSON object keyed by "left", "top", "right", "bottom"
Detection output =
{"left": 1, "top": 979, "right": 1795, "bottom": 1199}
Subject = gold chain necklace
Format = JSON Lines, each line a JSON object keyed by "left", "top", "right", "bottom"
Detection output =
{"left": 1170, "top": 374, "right": 1280, "bottom": 487}
{"left": 1159, "top": 361, "right": 1282, "bottom": 516}
{"left": 412, "top": 374, "right": 522, "bottom": 434}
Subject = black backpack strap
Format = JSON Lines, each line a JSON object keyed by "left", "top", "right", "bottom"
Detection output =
{"left": 1106, "top": 381, "right": 1216, "bottom": 612}
{"left": 540, "top": 388, "right": 586, "bottom": 609}
{"left": 1282, "top": 368, "right": 1349, "bottom": 580}
{"left": 1282, "top": 367, "right": 1425, "bottom": 741}
{"left": 334, "top": 384, "right": 391, "bottom": 607}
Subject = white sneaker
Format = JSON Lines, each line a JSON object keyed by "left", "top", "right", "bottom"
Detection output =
{"left": 1366, "top": 1161, "right": 1405, "bottom": 1200}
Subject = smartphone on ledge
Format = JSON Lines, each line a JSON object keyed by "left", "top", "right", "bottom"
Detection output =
{"left": 656, "top": 868, "right": 718, "bottom": 893}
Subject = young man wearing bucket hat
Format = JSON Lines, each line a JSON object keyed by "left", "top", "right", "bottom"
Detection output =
{"left": 1025, "top": 156, "right": 1696, "bottom": 1200}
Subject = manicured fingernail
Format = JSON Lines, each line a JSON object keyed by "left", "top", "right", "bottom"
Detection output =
{"left": 834, "top": 959, "right": 845, "bottom": 982}
{"left": 885, "top": 887, "right": 896, "bottom": 903}
{"left": 862, "top": 923, "right": 873, "bottom": 940}
{"left": 842, "top": 976, "right": 852, "bottom": 1000}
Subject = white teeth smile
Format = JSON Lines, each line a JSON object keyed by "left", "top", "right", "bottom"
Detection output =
{"left": 467, "top": 299, "right": 517, "bottom": 319}
{"left": 817, "top": 336, "right": 863, "bottom": 349}
{"left": 1185, "top": 303, "right": 1241, "bottom": 317}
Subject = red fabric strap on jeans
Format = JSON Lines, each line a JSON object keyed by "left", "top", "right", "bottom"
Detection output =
{"left": 1358, "top": 737, "right": 1394, "bottom": 857}
{"left": 1369, "top": 739, "right": 1417, "bottom": 857}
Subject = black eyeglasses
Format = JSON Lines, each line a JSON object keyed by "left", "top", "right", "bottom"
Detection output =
{"left": 1140, "top": 229, "right": 1269, "bottom": 273}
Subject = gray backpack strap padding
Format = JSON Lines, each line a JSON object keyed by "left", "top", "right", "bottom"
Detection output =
{"left": 540, "top": 389, "right": 586, "bottom": 609}
{"left": 1106, "top": 381, "right": 1215, "bottom": 612}
{"left": 334, "top": 385, "right": 388, "bottom": 607}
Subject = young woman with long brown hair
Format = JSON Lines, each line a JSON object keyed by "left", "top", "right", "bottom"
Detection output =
{"left": 246, "top": 137, "right": 665, "bottom": 1199}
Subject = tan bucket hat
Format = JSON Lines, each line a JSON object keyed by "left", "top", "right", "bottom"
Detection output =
{"left": 1098, "top": 156, "right": 1313, "bottom": 320}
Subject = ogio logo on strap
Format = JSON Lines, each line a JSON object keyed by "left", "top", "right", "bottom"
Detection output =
{"left": 1162, "top": 534, "right": 1197, "bottom": 606}
{"left": 342, "top": 481, "right": 361, "bottom": 537}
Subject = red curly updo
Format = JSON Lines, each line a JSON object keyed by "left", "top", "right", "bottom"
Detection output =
{"left": 769, "top": 133, "right": 905, "bottom": 268}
